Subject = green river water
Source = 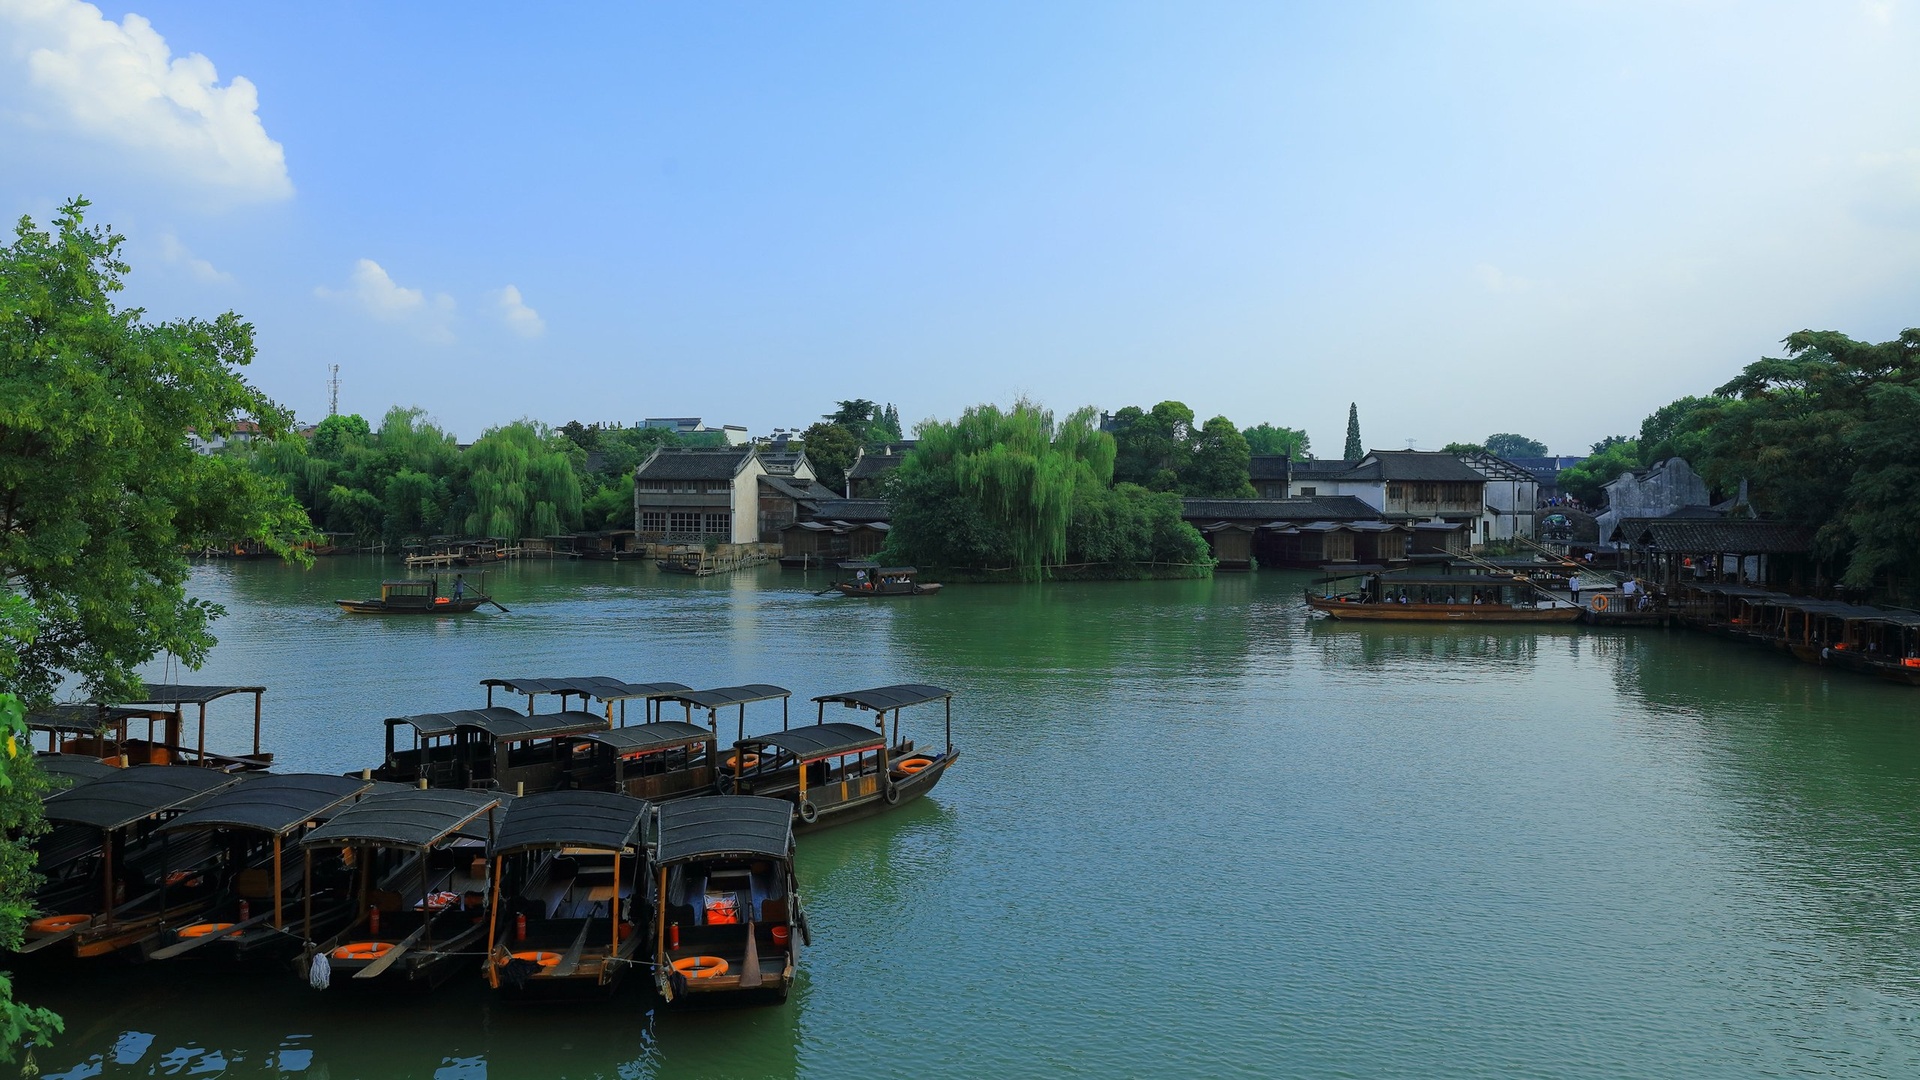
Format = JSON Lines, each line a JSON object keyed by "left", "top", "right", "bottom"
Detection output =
{"left": 21, "top": 557, "right": 1920, "bottom": 1079}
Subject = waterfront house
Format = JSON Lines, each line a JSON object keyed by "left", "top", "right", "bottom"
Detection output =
{"left": 845, "top": 443, "right": 916, "bottom": 498}
{"left": 633, "top": 448, "right": 769, "bottom": 545}
{"left": 1249, "top": 456, "right": 1291, "bottom": 498}
{"left": 799, "top": 498, "right": 891, "bottom": 559}
{"left": 1455, "top": 451, "right": 1540, "bottom": 543}
{"left": 1286, "top": 459, "right": 1361, "bottom": 499}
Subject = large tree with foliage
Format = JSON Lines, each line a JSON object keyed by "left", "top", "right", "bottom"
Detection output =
{"left": 1558, "top": 439, "right": 1641, "bottom": 505}
{"left": 1343, "top": 403, "right": 1363, "bottom": 460}
{"left": 800, "top": 422, "right": 860, "bottom": 490}
{"left": 459, "top": 421, "right": 584, "bottom": 539}
{"left": 1241, "top": 423, "right": 1310, "bottom": 459}
{"left": 1181, "top": 416, "right": 1256, "bottom": 497}
{"left": 826, "top": 399, "right": 878, "bottom": 442}
{"left": 1110, "top": 401, "right": 1195, "bottom": 490}
{"left": 0, "top": 599, "right": 62, "bottom": 1066}
{"left": 0, "top": 198, "right": 311, "bottom": 705}
{"left": 1484, "top": 433, "right": 1548, "bottom": 458}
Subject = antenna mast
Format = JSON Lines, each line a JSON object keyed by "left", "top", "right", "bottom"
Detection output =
{"left": 328, "top": 364, "right": 340, "bottom": 417}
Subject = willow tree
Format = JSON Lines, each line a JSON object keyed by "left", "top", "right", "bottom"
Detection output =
{"left": 460, "top": 421, "right": 584, "bottom": 539}
{"left": 893, "top": 400, "right": 1116, "bottom": 580}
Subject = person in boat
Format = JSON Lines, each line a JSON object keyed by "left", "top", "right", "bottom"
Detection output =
{"left": 453, "top": 575, "right": 467, "bottom": 600}
{"left": 855, "top": 568, "right": 868, "bottom": 586}
{"left": 1569, "top": 574, "right": 1582, "bottom": 606}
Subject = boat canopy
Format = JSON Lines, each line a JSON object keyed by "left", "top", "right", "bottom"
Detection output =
{"left": 656, "top": 796, "right": 793, "bottom": 864}
{"left": 36, "top": 756, "right": 118, "bottom": 787}
{"left": 661, "top": 685, "right": 791, "bottom": 710}
{"left": 739, "top": 722, "right": 883, "bottom": 761}
{"left": 491, "top": 790, "right": 650, "bottom": 856}
{"left": 481, "top": 676, "right": 693, "bottom": 702}
{"left": 301, "top": 788, "right": 499, "bottom": 849}
{"left": 163, "top": 773, "right": 370, "bottom": 836}
{"left": 577, "top": 721, "right": 713, "bottom": 755}
{"left": 122, "top": 684, "right": 267, "bottom": 706}
{"left": 386, "top": 706, "right": 608, "bottom": 741}
{"left": 42, "top": 765, "right": 242, "bottom": 831}
{"left": 812, "top": 683, "right": 952, "bottom": 712}
{"left": 25, "top": 705, "right": 155, "bottom": 734}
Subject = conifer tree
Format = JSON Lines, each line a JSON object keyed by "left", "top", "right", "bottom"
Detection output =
{"left": 1343, "top": 403, "right": 1363, "bottom": 460}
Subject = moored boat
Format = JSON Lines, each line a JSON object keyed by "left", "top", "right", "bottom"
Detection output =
{"left": 368, "top": 706, "right": 609, "bottom": 794}
{"left": 719, "top": 684, "right": 958, "bottom": 830}
{"left": 1306, "top": 569, "right": 1580, "bottom": 623}
{"left": 651, "top": 796, "right": 804, "bottom": 1006}
{"left": 299, "top": 788, "right": 501, "bottom": 994}
{"left": 484, "top": 790, "right": 652, "bottom": 999}
{"left": 334, "top": 576, "right": 490, "bottom": 614}
{"left": 150, "top": 773, "right": 373, "bottom": 969}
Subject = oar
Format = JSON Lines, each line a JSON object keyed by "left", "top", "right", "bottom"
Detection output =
{"left": 476, "top": 592, "right": 511, "bottom": 614}
{"left": 354, "top": 923, "right": 427, "bottom": 980}
{"left": 738, "top": 919, "right": 762, "bottom": 988}
{"left": 148, "top": 910, "right": 275, "bottom": 960}
{"left": 548, "top": 919, "right": 593, "bottom": 979}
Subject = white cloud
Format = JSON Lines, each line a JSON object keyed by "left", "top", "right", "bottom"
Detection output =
{"left": 0, "top": 0, "right": 292, "bottom": 200}
{"left": 492, "top": 285, "right": 545, "bottom": 338}
{"left": 156, "top": 231, "right": 231, "bottom": 283}
{"left": 316, "top": 259, "right": 456, "bottom": 344}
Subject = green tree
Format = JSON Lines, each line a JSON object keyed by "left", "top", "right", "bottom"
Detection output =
{"left": 1484, "top": 433, "right": 1548, "bottom": 458}
{"left": 310, "top": 413, "right": 371, "bottom": 458}
{"left": 869, "top": 403, "right": 904, "bottom": 444}
{"left": 800, "top": 422, "right": 860, "bottom": 490}
{"left": 826, "top": 400, "right": 878, "bottom": 442}
{"left": 1181, "top": 415, "right": 1256, "bottom": 497}
{"left": 1590, "top": 434, "right": 1633, "bottom": 455}
{"left": 1343, "top": 403, "right": 1363, "bottom": 460}
{"left": 1637, "top": 396, "right": 1717, "bottom": 465}
{"left": 1442, "top": 442, "right": 1486, "bottom": 455}
{"left": 1241, "top": 423, "right": 1311, "bottom": 459}
{"left": 0, "top": 599, "right": 62, "bottom": 1067}
{"left": 0, "top": 198, "right": 312, "bottom": 705}
{"left": 1558, "top": 440, "right": 1641, "bottom": 505}
{"left": 1110, "top": 400, "right": 1194, "bottom": 490}
{"left": 459, "top": 421, "right": 584, "bottom": 539}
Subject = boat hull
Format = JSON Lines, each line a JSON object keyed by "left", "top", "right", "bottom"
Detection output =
{"left": 1307, "top": 595, "right": 1579, "bottom": 622}
{"left": 334, "top": 598, "right": 486, "bottom": 614}
{"left": 832, "top": 582, "right": 942, "bottom": 597}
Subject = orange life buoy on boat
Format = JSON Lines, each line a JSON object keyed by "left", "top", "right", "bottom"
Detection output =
{"left": 672, "top": 955, "right": 729, "bottom": 978}
{"left": 28, "top": 915, "right": 88, "bottom": 935}
{"left": 502, "top": 950, "right": 560, "bottom": 967}
{"left": 722, "top": 753, "right": 759, "bottom": 772}
{"left": 1590, "top": 594, "right": 1609, "bottom": 612}
{"left": 332, "top": 941, "right": 394, "bottom": 961}
{"left": 896, "top": 757, "right": 933, "bottom": 775}
{"left": 179, "top": 922, "right": 236, "bottom": 939}
{"left": 435, "top": 597, "right": 451, "bottom": 605}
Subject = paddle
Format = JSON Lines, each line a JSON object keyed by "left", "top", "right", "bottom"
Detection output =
{"left": 738, "top": 919, "right": 762, "bottom": 988}
{"left": 548, "top": 919, "right": 594, "bottom": 979}
{"left": 476, "top": 591, "right": 510, "bottom": 614}
{"left": 353, "top": 923, "right": 427, "bottom": 980}
{"left": 148, "top": 910, "right": 275, "bottom": 960}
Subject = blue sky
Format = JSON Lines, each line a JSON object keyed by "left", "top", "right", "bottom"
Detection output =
{"left": 3, "top": 1, "right": 1916, "bottom": 456}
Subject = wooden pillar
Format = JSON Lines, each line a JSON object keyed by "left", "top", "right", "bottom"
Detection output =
{"left": 272, "top": 834, "right": 284, "bottom": 928}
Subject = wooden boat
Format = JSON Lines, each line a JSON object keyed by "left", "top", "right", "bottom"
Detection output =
{"left": 21, "top": 766, "right": 242, "bottom": 964}
{"left": 1306, "top": 569, "right": 1580, "bottom": 623}
{"left": 368, "top": 706, "right": 609, "bottom": 794}
{"left": 481, "top": 676, "right": 694, "bottom": 727}
{"left": 299, "top": 788, "right": 501, "bottom": 994}
{"left": 651, "top": 796, "right": 805, "bottom": 1006}
{"left": 335, "top": 576, "right": 488, "bottom": 614}
{"left": 26, "top": 683, "right": 274, "bottom": 771}
{"left": 832, "top": 564, "right": 942, "bottom": 597}
{"left": 482, "top": 676, "right": 716, "bottom": 800}
{"left": 149, "top": 774, "right": 374, "bottom": 969}
{"left": 484, "top": 791, "right": 652, "bottom": 999}
{"left": 720, "top": 684, "right": 958, "bottom": 830}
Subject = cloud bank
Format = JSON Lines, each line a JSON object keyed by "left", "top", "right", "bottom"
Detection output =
{"left": 0, "top": 0, "right": 292, "bottom": 200}
{"left": 493, "top": 285, "right": 545, "bottom": 338}
{"left": 316, "top": 259, "right": 456, "bottom": 344}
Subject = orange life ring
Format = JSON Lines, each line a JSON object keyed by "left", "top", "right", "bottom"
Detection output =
{"left": 503, "top": 950, "right": 560, "bottom": 967}
{"left": 435, "top": 597, "right": 451, "bottom": 605}
{"left": 1590, "top": 594, "right": 1609, "bottom": 612}
{"left": 332, "top": 941, "right": 394, "bottom": 961}
{"left": 29, "top": 915, "right": 88, "bottom": 935}
{"left": 723, "top": 753, "right": 759, "bottom": 772}
{"left": 896, "top": 757, "right": 934, "bottom": 775}
{"left": 179, "top": 922, "right": 236, "bottom": 939}
{"left": 672, "top": 955, "right": 729, "bottom": 978}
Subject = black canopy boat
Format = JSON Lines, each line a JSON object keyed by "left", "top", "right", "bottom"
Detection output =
{"left": 150, "top": 774, "right": 373, "bottom": 969}
{"left": 26, "top": 683, "right": 273, "bottom": 771}
{"left": 21, "top": 765, "right": 242, "bottom": 964}
{"left": 334, "top": 575, "right": 493, "bottom": 615}
{"left": 651, "top": 796, "right": 805, "bottom": 1007}
{"left": 299, "top": 788, "right": 501, "bottom": 994}
{"left": 368, "top": 707, "right": 609, "bottom": 795}
{"left": 719, "top": 684, "right": 958, "bottom": 830}
{"left": 831, "top": 563, "right": 942, "bottom": 597}
{"left": 482, "top": 676, "right": 717, "bottom": 801}
{"left": 484, "top": 790, "right": 652, "bottom": 999}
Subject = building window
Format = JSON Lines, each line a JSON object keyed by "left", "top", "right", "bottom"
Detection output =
{"left": 1387, "top": 483, "right": 1403, "bottom": 501}
{"left": 668, "top": 511, "right": 702, "bottom": 534}
{"left": 706, "top": 482, "right": 731, "bottom": 493}
{"left": 640, "top": 511, "right": 667, "bottom": 532}
{"left": 637, "top": 480, "right": 667, "bottom": 492}
{"left": 671, "top": 481, "right": 698, "bottom": 494}
{"left": 1300, "top": 486, "right": 1317, "bottom": 496}
{"left": 704, "top": 512, "right": 731, "bottom": 536}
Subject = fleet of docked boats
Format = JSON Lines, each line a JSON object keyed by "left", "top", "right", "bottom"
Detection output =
{"left": 17, "top": 677, "right": 959, "bottom": 1006}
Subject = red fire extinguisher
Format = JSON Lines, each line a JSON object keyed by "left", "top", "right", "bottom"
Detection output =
{"left": 515, "top": 913, "right": 527, "bottom": 942}
{"left": 239, "top": 899, "right": 250, "bottom": 921}
{"left": 669, "top": 922, "right": 680, "bottom": 949}
{"left": 369, "top": 906, "right": 380, "bottom": 934}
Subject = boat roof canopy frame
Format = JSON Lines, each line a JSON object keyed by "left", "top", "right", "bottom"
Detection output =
{"left": 491, "top": 790, "right": 651, "bottom": 856}
{"left": 656, "top": 795, "right": 794, "bottom": 864}
{"left": 301, "top": 788, "right": 500, "bottom": 848}
{"left": 737, "top": 722, "right": 884, "bottom": 762}
{"left": 42, "top": 765, "right": 243, "bottom": 831}
{"left": 162, "top": 773, "right": 371, "bottom": 836}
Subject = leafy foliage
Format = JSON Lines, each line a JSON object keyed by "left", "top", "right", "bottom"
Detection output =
{"left": 1181, "top": 416, "right": 1256, "bottom": 498}
{"left": 1110, "top": 401, "right": 1193, "bottom": 490}
{"left": 1343, "top": 403, "right": 1363, "bottom": 460}
{"left": 1442, "top": 442, "right": 1486, "bottom": 455}
{"left": 800, "top": 422, "right": 860, "bottom": 490}
{"left": 826, "top": 400, "right": 878, "bottom": 442}
{"left": 1557, "top": 440, "right": 1640, "bottom": 504}
{"left": 459, "top": 422, "right": 584, "bottom": 539}
{"left": 0, "top": 198, "right": 312, "bottom": 705}
{"left": 1484, "top": 433, "right": 1548, "bottom": 458}
{"left": 1241, "top": 423, "right": 1311, "bottom": 459}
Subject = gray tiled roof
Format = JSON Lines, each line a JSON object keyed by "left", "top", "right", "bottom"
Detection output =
{"left": 1611, "top": 518, "right": 1815, "bottom": 554}
{"left": 1289, "top": 459, "right": 1356, "bottom": 479}
{"left": 1362, "top": 451, "right": 1487, "bottom": 482}
{"left": 1180, "top": 496, "right": 1381, "bottom": 523}
{"left": 805, "top": 498, "right": 891, "bottom": 523}
{"left": 848, "top": 453, "right": 906, "bottom": 480}
{"left": 635, "top": 447, "right": 753, "bottom": 480}
{"left": 1248, "top": 455, "right": 1290, "bottom": 481}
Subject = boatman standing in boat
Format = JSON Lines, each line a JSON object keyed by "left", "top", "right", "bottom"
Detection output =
{"left": 453, "top": 574, "right": 467, "bottom": 600}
